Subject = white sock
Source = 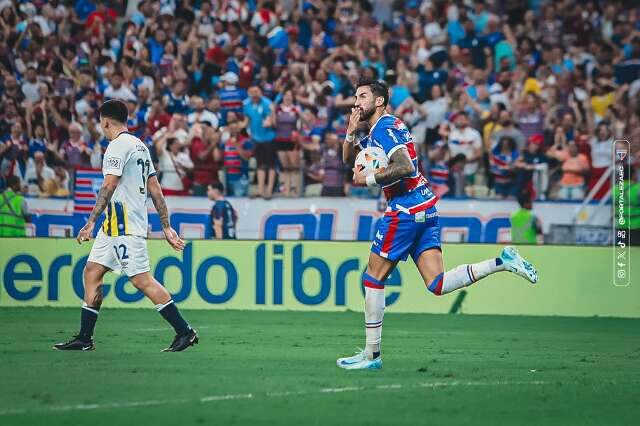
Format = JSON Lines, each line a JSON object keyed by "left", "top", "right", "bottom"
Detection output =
{"left": 363, "top": 274, "right": 385, "bottom": 360}
{"left": 428, "top": 258, "right": 505, "bottom": 295}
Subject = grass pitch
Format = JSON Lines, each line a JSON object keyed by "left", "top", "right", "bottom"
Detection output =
{"left": 1, "top": 307, "right": 639, "bottom": 426}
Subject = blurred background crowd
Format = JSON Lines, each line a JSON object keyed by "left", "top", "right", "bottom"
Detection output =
{"left": 0, "top": 0, "right": 639, "bottom": 201}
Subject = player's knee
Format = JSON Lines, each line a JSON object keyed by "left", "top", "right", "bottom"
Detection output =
{"left": 426, "top": 273, "right": 444, "bottom": 296}
{"left": 131, "top": 276, "right": 152, "bottom": 291}
{"left": 83, "top": 263, "right": 101, "bottom": 283}
{"left": 362, "top": 273, "right": 384, "bottom": 290}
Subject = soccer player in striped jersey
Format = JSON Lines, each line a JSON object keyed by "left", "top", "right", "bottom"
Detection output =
{"left": 337, "top": 80, "right": 538, "bottom": 370}
{"left": 54, "top": 100, "right": 198, "bottom": 352}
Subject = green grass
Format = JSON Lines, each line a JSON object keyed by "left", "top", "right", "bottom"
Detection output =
{"left": 1, "top": 308, "right": 639, "bottom": 426}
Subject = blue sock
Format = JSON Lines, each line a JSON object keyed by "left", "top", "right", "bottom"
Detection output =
{"left": 79, "top": 304, "right": 99, "bottom": 341}
{"left": 156, "top": 300, "right": 191, "bottom": 335}
{"left": 496, "top": 257, "right": 503, "bottom": 266}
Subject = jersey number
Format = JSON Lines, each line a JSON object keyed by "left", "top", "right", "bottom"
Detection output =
{"left": 137, "top": 158, "right": 151, "bottom": 194}
{"left": 113, "top": 244, "right": 129, "bottom": 260}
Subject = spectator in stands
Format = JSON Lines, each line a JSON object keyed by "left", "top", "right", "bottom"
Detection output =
{"left": 21, "top": 67, "right": 41, "bottom": 104}
{"left": 274, "top": 89, "right": 302, "bottom": 197}
{"left": 60, "top": 122, "right": 91, "bottom": 169}
{"left": 447, "top": 111, "right": 482, "bottom": 190}
{"left": 103, "top": 72, "right": 136, "bottom": 102}
{"left": 155, "top": 131, "right": 193, "bottom": 196}
{"left": 515, "top": 135, "right": 550, "bottom": 200}
{"left": 547, "top": 129, "right": 591, "bottom": 200}
{"left": 220, "top": 115, "right": 252, "bottom": 197}
{"left": 145, "top": 99, "right": 171, "bottom": 139}
{"left": 188, "top": 96, "right": 219, "bottom": 129}
{"left": 0, "top": 121, "right": 27, "bottom": 185}
{"left": 427, "top": 140, "right": 450, "bottom": 198}
{"left": 490, "top": 136, "right": 519, "bottom": 198}
{"left": 219, "top": 72, "right": 246, "bottom": 124}
{"left": 49, "top": 164, "right": 71, "bottom": 197}
{"left": 243, "top": 86, "right": 276, "bottom": 199}
{"left": 491, "top": 110, "right": 526, "bottom": 153}
{"left": 189, "top": 123, "right": 220, "bottom": 196}
{"left": 0, "top": 0, "right": 637, "bottom": 205}
{"left": 588, "top": 121, "right": 614, "bottom": 200}
{"left": 24, "top": 151, "right": 54, "bottom": 196}
{"left": 447, "top": 153, "right": 468, "bottom": 198}
{"left": 317, "top": 132, "right": 348, "bottom": 197}
{"left": 208, "top": 182, "right": 237, "bottom": 239}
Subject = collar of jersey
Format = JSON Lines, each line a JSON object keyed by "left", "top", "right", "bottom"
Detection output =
{"left": 368, "top": 113, "right": 392, "bottom": 136}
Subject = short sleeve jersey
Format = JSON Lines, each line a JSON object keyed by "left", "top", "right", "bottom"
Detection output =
{"left": 357, "top": 114, "right": 436, "bottom": 212}
{"left": 101, "top": 131, "right": 156, "bottom": 237}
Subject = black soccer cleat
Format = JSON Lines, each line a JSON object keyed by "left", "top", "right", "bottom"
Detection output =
{"left": 162, "top": 329, "right": 199, "bottom": 352}
{"left": 53, "top": 335, "right": 95, "bottom": 351}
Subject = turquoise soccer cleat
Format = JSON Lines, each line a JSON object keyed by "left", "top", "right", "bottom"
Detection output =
{"left": 337, "top": 349, "right": 383, "bottom": 370}
{"left": 501, "top": 246, "right": 538, "bottom": 284}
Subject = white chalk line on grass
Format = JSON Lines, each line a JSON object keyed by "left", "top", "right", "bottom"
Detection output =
{"left": 0, "top": 380, "right": 551, "bottom": 416}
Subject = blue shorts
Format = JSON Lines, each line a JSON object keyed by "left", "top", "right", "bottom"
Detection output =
{"left": 371, "top": 206, "right": 441, "bottom": 262}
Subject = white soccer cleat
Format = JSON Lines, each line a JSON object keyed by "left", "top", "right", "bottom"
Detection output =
{"left": 500, "top": 246, "right": 538, "bottom": 284}
{"left": 337, "top": 349, "right": 382, "bottom": 370}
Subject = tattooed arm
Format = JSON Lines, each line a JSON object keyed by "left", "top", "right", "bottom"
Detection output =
{"left": 147, "top": 174, "right": 170, "bottom": 229}
{"left": 87, "top": 175, "right": 119, "bottom": 224}
{"left": 353, "top": 147, "right": 415, "bottom": 186}
{"left": 372, "top": 148, "right": 415, "bottom": 185}
{"left": 76, "top": 175, "right": 119, "bottom": 244}
{"left": 147, "top": 175, "right": 186, "bottom": 251}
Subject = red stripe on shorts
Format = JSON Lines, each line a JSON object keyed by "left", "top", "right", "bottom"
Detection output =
{"left": 381, "top": 215, "right": 400, "bottom": 255}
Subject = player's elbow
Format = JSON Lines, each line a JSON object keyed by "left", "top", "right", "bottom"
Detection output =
{"left": 102, "top": 176, "right": 119, "bottom": 191}
{"left": 401, "top": 164, "right": 415, "bottom": 177}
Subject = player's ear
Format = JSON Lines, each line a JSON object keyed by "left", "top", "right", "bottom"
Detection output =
{"left": 375, "top": 96, "right": 383, "bottom": 107}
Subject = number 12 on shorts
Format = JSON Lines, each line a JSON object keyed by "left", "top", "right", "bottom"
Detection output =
{"left": 113, "top": 244, "right": 129, "bottom": 260}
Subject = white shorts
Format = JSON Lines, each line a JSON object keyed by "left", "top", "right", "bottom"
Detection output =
{"left": 88, "top": 231, "right": 151, "bottom": 277}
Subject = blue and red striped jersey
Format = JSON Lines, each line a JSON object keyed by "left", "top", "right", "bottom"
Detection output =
{"left": 357, "top": 114, "right": 437, "bottom": 212}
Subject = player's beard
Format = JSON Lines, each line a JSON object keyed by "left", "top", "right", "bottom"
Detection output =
{"left": 359, "top": 105, "right": 376, "bottom": 122}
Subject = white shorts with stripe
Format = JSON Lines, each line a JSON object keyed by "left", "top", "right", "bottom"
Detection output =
{"left": 88, "top": 230, "right": 150, "bottom": 277}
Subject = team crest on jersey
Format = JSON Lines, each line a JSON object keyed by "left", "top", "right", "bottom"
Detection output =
{"left": 105, "top": 156, "right": 122, "bottom": 169}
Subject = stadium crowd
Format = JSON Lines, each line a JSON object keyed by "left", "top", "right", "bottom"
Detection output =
{"left": 0, "top": 0, "right": 639, "bottom": 201}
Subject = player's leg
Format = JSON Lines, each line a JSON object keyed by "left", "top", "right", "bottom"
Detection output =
{"left": 129, "top": 272, "right": 198, "bottom": 352}
{"left": 337, "top": 212, "right": 412, "bottom": 370}
{"left": 414, "top": 248, "right": 509, "bottom": 296}
{"left": 126, "top": 237, "right": 197, "bottom": 352}
{"left": 412, "top": 219, "right": 537, "bottom": 295}
{"left": 362, "top": 251, "right": 397, "bottom": 359}
{"left": 337, "top": 252, "right": 397, "bottom": 370}
{"left": 77, "top": 261, "right": 109, "bottom": 341}
{"left": 54, "top": 235, "right": 116, "bottom": 350}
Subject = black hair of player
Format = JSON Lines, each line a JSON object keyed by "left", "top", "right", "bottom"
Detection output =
{"left": 6, "top": 175, "right": 21, "bottom": 191}
{"left": 356, "top": 78, "right": 389, "bottom": 107}
{"left": 517, "top": 191, "right": 532, "bottom": 208}
{"left": 99, "top": 99, "right": 129, "bottom": 124}
{"left": 209, "top": 182, "right": 225, "bottom": 193}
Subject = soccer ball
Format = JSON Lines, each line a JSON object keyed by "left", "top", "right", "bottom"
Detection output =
{"left": 354, "top": 147, "right": 389, "bottom": 176}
